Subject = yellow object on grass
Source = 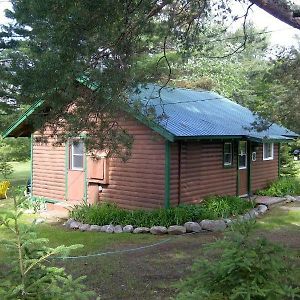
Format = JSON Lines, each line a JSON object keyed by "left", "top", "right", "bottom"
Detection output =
{"left": 0, "top": 181, "right": 10, "bottom": 199}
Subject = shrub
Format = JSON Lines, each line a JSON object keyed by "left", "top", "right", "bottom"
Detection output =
{"left": 256, "top": 177, "right": 300, "bottom": 197}
{"left": 176, "top": 222, "right": 300, "bottom": 300}
{"left": 0, "top": 161, "right": 13, "bottom": 179}
{"left": 70, "top": 196, "right": 254, "bottom": 227}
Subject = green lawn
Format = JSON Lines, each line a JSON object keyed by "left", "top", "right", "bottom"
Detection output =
{"left": 0, "top": 161, "right": 30, "bottom": 187}
{"left": 1, "top": 196, "right": 299, "bottom": 299}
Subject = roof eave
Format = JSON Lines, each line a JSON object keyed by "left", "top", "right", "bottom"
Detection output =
{"left": 2, "top": 100, "right": 44, "bottom": 138}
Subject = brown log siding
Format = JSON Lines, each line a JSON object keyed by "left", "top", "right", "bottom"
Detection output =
{"left": 170, "top": 141, "right": 237, "bottom": 205}
{"left": 251, "top": 144, "right": 279, "bottom": 191}
{"left": 99, "top": 116, "right": 165, "bottom": 210}
{"left": 32, "top": 133, "right": 66, "bottom": 201}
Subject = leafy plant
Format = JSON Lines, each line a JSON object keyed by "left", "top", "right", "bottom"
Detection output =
{"left": 176, "top": 222, "right": 300, "bottom": 300}
{"left": 70, "top": 196, "right": 254, "bottom": 227}
{"left": 0, "top": 161, "right": 13, "bottom": 179}
{"left": 19, "top": 197, "right": 46, "bottom": 213}
{"left": 256, "top": 177, "right": 300, "bottom": 197}
{"left": 0, "top": 196, "right": 95, "bottom": 300}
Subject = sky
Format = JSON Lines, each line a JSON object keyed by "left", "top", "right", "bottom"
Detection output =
{"left": 0, "top": 0, "right": 299, "bottom": 47}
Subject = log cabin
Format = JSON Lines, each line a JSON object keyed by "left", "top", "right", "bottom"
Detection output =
{"left": 2, "top": 84, "right": 298, "bottom": 210}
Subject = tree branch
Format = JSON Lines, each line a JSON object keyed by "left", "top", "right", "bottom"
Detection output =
{"left": 250, "top": 0, "right": 300, "bottom": 30}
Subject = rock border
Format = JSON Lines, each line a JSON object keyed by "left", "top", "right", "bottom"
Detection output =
{"left": 63, "top": 195, "right": 300, "bottom": 235}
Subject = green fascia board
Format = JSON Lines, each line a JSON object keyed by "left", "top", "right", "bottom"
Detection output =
{"left": 76, "top": 75, "right": 98, "bottom": 91}
{"left": 174, "top": 135, "right": 242, "bottom": 141}
{"left": 247, "top": 137, "right": 295, "bottom": 143}
{"left": 2, "top": 99, "right": 45, "bottom": 138}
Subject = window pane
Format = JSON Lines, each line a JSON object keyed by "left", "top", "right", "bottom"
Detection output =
{"left": 224, "top": 143, "right": 231, "bottom": 153}
{"left": 73, "top": 155, "right": 83, "bottom": 169}
{"left": 239, "top": 155, "right": 246, "bottom": 168}
{"left": 239, "top": 142, "right": 247, "bottom": 155}
{"left": 263, "top": 143, "right": 273, "bottom": 159}
{"left": 73, "top": 141, "right": 84, "bottom": 155}
{"left": 224, "top": 154, "right": 232, "bottom": 165}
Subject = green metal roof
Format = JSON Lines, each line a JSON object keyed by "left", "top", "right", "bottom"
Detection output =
{"left": 130, "top": 84, "right": 298, "bottom": 141}
{"left": 2, "top": 83, "right": 298, "bottom": 142}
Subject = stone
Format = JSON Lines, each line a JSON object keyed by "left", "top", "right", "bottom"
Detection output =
{"left": 167, "top": 225, "right": 186, "bottom": 235}
{"left": 256, "top": 204, "right": 268, "bottom": 214}
{"left": 89, "top": 225, "right": 102, "bottom": 232}
{"left": 200, "top": 220, "right": 226, "bottom": 232}
{"left": 285, "top": 195, "right": 296, "bottom": 202}
{"left": 64, "top": 218, "right": 75, "bottom": 228}
{"left": 101, "top": 225, "right": 110, "bottom": 232}
{"left": 114, "top": 225, "right": 123, "bottom": 233}
{"left": 223, "top": 218, "right": 233, "bottom": 226}
{"left": 69, "top": 221, "right": 82, "bottom": 230}
{"left": 184, "top": 222, "right": 202, "bottom": 233}
{"left": 105, "top": 224, "right": 115, "bottom": 233}
{"left": 133, "top": 227, "right": 150, "bottom": 234}
{"left": 243, "top": 209, "right": 258, "bottom": 221}
{"left": 123, "top": 225, "right": 134, "bottom": 233}
{"left": 79, "top": 224, "right": 90, "bottom": 231}
{"left": 294, "top": 196, "right": 300, "bottom": 202}
{"left": 150, "top": 226, "right": 168, "bottom": 235}
{"left": 33, "top": 218, "right": 45, "bottom": 225}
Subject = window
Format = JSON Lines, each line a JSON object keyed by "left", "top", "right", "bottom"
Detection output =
{"left": 71, "top": 140, "right": 84, "bottom": 170}
{"left": 238, "top": 141, "right": 247, "bottom": 169}
{"left": 223, "top": 142, "right": 233, "bottom": 167}
{"left": 263, "top": 143, "right": 274, "bottom": 160}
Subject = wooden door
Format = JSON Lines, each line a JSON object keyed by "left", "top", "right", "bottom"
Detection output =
{"left": 238, "top": 141, "right": 248, "bottom": 196}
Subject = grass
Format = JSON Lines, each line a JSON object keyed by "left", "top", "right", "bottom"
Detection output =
{"left": 1, "top": 197, "right": 300, "bottom": 299}
{"left": 0, "top": 161, "right": 30, "bottom": 187}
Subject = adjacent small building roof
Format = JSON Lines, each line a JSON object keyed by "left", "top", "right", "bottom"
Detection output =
{"left": 2, "top": 83, "right": 298, "bottom": 142}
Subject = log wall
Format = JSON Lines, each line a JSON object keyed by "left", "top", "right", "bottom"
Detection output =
{"left": 251, "top": 144, "right": 279, "bottom": 191}
{"left": 32, "top": 133, "right": 66, "bottom": 201}
{"left": 170, "top": 141, "right": 237, "bottom": 204}
{"left": 99, "top": 116, "right": 166, "bottom": 210}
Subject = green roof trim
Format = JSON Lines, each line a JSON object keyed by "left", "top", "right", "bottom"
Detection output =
{"left": 76, "top": 75, "right": 98, "bottom": 91}
{"left": 2, "top": 99, "right": 44, "bottom": 138}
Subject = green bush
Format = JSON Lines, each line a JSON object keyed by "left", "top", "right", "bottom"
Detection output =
{"left": 176, "top": 222, "right": 300, "bottom": 300}
{"left": 70, "top": 196, "right": 254, "bottom": 227}
{"left": 256, "top": 177, "right": 300, "bottom": 197}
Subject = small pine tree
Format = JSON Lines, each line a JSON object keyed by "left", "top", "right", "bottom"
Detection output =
{"left": 0, "top": 196, "right": 96, "bottom": 300}
{"left": 280, "top": 144, "right": 298, "bottom": 177}
{"left": 176, "top": 221, "right": 300, "bottom": 300}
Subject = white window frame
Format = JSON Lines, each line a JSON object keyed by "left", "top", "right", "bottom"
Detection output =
{"left": 238, "top": 141, "right": 247, "bottom": 170}
{"left": 263, "top": 143, "right": 274, "bottom": 161}
{"left": 71, "top": 140, "right": 84, "bottom": 171}
{"left": 224, "top": 142, "right": 233, "bottom": 167}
